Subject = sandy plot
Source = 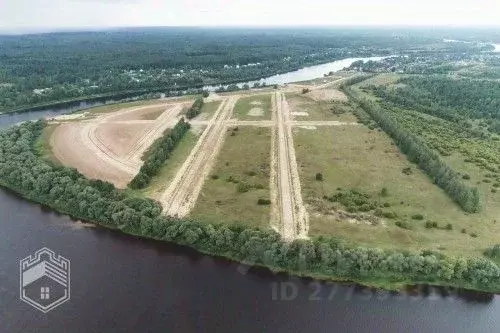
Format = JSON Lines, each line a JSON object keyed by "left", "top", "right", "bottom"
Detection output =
{"left": 95, "top": 122, "right": 152, "bottom": 157}
{"left": 306, "top": 88, "right": 348, "bottom": 102}
{"left": 52, "top": 112, "right": 90, "bottom": 121}
{"left": 105, "top": 105, "right": 168, "bottom": 122}
{"left": 291, "top": 111, "right": 309, "bottom": 117}
{"left": 247, "top": 107, "right": 264, "bottom": 117}
{"left": 298, "top": 126, "right": 317, "bottom": 130}
{"left": 51, "top": 123, "right": 134, "bottom": 188}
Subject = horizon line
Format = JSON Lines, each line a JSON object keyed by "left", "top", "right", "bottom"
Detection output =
{"left": 2, "top": 24, "right": 500, "bottom": 36}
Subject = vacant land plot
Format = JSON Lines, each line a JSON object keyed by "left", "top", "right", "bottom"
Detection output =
{"left": 191, "top": 100, "right": 223, "bottom": 120}
{"left": 294, "top": 125, "right": 495, "bottom": 257}
{"left": 136, "top": 130, "right": 202, "bottom": 199}
{"left": 305, "top": 88, "right": 348, "bottom": 102}
{"left": 49, "top": 101, "right": 185, "bottom": 188}
{"left": 286, "top": 93, "right": 339, "bottom": 121}
{"left": 190, "top": 126, "right": 271, "bottom": 228}
{"left": 232, "top": 94, "right": 272, "bottom": 120}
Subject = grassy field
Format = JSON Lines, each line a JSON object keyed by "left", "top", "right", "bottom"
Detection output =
{"left": 232, "top": 94, "right": 272, "bottom": 120}
{"left": 190, "top": 126, "right": 271, "bottom": 228}
{"left": 35, "top": 123, "right": 61, "bottom": 164}
{"left": 293, "top": 124, "right": 498, "bottom": 257}
{"left": 135, "top": 130, "right": 201, "bottom": 199}
{"left": 198, "top": 100, "right": 222, "bottom": 120}
{"left": 285, "top": 93, "right": 345, "bottom": 121}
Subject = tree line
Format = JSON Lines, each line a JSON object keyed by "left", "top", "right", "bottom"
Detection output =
{"left": 342, "top": 85, "right": 481, "bottom": 213}
{"left": 185, "top": 98, "right": 204, "bottom": 119}
{"left": 369, "top": 76, "right": 500, "bottom": 133}
{"left": 129, "top": 118, "right": 191, "bottom": 189}
{"left": 0, "top": 120, "right": 498, "bottom": 292}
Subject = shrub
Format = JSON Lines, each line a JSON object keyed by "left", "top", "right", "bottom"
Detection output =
{"left": 470, "top": 233, "right": 478, "bottom": 238}
{"left": 302, "top": 88, "right": 311, "bottom": 94}
{"left": 484, "top": 244, "right": 500, "bottom": 259}
{"left": 461, "top": 228, "right": 467, "bottom": 234}
{"left": 380, "top": 187, "right": 388, "bottom": 197}
{"left": 237, "top": 182, "right": 252, "bottom": 193}
{"left": 411, "top": 214, "right": 424, "bottom": 220}
{"left": 383, "top": 202, "right": 391, "bottom": 207}
{"left": 462, "top": 174, "right": 471, "bottom": 180}
{"left": 402, "top": 167, "right": 413, "bottom": 175}
{"left": 395, "top": 221, "right": 410, "bottom": 229}
{"left": 202, "top": 91, "right": 210, "bottom": 98}
{"left": 445, "top": 223, "right": 453, "bottom": 230}
{"left": 211, "top": 174, "right": 219, "bottom": 180}
{"left": 257, "top": 198, "right": 271, "bottom": 205}
{"left": 315, "top": 173, "right": 323, "bottom": 181}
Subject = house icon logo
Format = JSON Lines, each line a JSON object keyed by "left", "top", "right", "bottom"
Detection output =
{"left": 19, "top": 248, "right": 70, "bottom": 313}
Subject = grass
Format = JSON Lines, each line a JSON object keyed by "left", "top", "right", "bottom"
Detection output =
{"left": 35, "top": 123, "right": 61, "bottom": 164}
{"left": 190, "top": 126, "right": 271, "bottom": 228}
{"left": 293, "top": 124, "right": 498, "bottom": 258}
{"left": 285, "top": 93, "right": 342, "bottom": 121}
{"left": 232, "top": 94, "right": 272, "bottom": 120}
{"left": 134, "top": 130, "right": 201, "bottom": 199}
{"left": 199, "top": 100, "right": 222, "bottom": 120}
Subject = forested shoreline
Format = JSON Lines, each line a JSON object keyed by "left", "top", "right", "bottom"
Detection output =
{"left": 0, "top": 120, "right": 499, "bottom": 293}
{"left": 0, "top": 27, "right": 487, "bottom": 114}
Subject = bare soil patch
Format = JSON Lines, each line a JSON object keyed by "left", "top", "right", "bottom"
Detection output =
{"left": 51, "top": 123, "right": 134, "bottom": 188}
{"left": 95, "top": 123, "right": 152, "bottom": 157}
{"left": 247, "top": 107, "right": 264, "bottom": 117}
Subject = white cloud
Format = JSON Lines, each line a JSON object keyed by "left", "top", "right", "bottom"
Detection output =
{"left": 0, "top": 0, "right": 499, "bottom": 33}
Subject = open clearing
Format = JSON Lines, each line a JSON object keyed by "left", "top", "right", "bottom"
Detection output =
{"left": 232, "top": 94, "right": 272, "bottom": 120}
{"left": 161, "top": 96, "right": 239, "bottom": 217}
{"left": 286, "top": 93, "right": 341, "bottom": 121}
{"left": 45, "top": 77, "right": 499, "bottom": 256}
{"left": 293, "top": 124, "right": 497, "bottom": 257}
{"left": 190, "top": 126, "right": 271, "bottom": 227}
{"left": 49, "top": 101, "right": 187, "bottom": 188}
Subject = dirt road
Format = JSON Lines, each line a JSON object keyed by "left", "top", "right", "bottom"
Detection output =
{"left": 274, "top": 92, "right": 309, "bottom": 240}
{"left": 160, "top": 96, "right": 239, "bottom": 217}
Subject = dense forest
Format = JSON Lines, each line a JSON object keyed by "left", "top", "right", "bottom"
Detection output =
{"left": 370, "top": 76, "right": 500, "bottom": 131}
{"left": 0, "top": 27, "right": 491, "bottom": 113}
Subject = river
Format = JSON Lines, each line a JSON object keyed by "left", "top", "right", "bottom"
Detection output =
{"left": 0, "top": 57, "right": 499, "bottom": 332}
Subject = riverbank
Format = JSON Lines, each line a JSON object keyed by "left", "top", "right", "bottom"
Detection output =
{"left": 0, "top": 55, "right": 387, "bottom": 115}
{"left": 0, "top": 120, "right": 499, "bottom": 295}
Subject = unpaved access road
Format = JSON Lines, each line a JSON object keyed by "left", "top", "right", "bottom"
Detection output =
{"left": 274, "top": 92, "right": 309, "bottom": 240}
{"left": 160, "top": 96, "right": 239, "bottom": 217}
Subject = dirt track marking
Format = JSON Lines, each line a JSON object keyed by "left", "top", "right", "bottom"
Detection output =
{"left": 160, "top": 96, "right": 239, "bottom": 217}
{"left": 274, "top": 92, "right": 309, "bottom": 240}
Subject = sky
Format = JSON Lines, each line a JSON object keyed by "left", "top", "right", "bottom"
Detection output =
{"left": 0, "top": 0, "right": 499, "bottom": 33}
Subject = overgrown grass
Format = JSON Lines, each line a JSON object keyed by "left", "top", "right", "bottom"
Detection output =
{"left": 293, "top": 125, "right": 497, "bottom": 257}
{"left": 190, "top": 126, "right": 271, "bottom": 227}
{"left": 34, "top": 123, "right": 61, "bottom": 164}
{"left": 285, "top": 93, "right": 342, "bottom": 121}
{"left": 232, "top": 94, "right": 272, "bottom": 120}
